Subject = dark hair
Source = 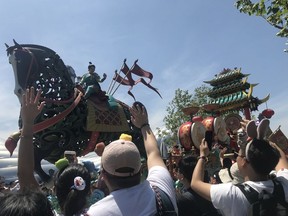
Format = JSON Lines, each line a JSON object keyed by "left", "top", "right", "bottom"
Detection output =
{"left": 102, "top": 169, "right": 141, "bottom": 189}
{"left": 0, "top": 189, "right": 54, "bottom": 216}
{"left": 178, "top": 154, "right": 210, "bottom": 183}
{"left": 54, "top": 164, "right": 91, "bottom": 216}
{"left": 247, "top": 139, "right": 280, "bottom": 176}
{"left": 222, "top": 158, "right": 232, "bottom": 169}
{"left": 212, "top": 170, "right": 222, "bottom": 183}
{"left": 178, "top": 155, "right": 198, "bottom": 182}
{"left": 88, "top": 62, "right": 95, "bottom": 69}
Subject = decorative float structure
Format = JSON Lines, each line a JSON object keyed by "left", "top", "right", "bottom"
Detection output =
{"left": 167, "top": 68, "right": 277, "bottom": 178}
{"left": 203, "top": 68, "right": 270, "bottom": 120}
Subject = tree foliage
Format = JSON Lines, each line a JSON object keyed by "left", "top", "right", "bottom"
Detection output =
{"left": 163, "top": 89, "right": 193, "bottom": 136}
{"left": 161, "top": 85, "right": 210, "bottom": 145}
{"left": 235, "top": 0, "right": 288, "bottom": 51}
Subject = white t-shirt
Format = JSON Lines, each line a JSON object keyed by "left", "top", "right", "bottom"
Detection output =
{"left": 87, "top": 166, "right": 177, "bottom": 216}
{"left": 210, "top": 168, "right": 288, "bottom": 216}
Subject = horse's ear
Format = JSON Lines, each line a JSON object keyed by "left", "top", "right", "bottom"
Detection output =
{"left": 5, "top": 43, "right": 9, "bottom": 48}
{"left": 13, "top": 39, "right": 21, "bottom": 48}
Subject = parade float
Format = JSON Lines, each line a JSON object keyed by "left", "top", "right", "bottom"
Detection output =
{"left": 4, "top": 40, "right": 161, "bottom": 182}
{"left": 168, "top": 68, "right": 288, "bottom": 178}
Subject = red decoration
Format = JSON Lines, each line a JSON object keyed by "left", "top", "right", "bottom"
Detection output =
{"left": 94, "top": 142, "right": 105, "bottom": 156}
{"left": 178, "top": 122, "right": 193, "bottom": 151}
{"left": 262, "top": 109, "right": 275, "bottom": 119}
{"left": 202, "top": 116, "right": 215, "bottom": 131}
{"left": 192, "top": 116, "right": 203, "bottom": 122}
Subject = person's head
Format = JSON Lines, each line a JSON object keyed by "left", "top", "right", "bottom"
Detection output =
{"left": 222, "top": 158, "right": 232, "bottom": 169}
{"left": 178, "top": 155, "right": 197, "bottom": 182}
{"left": 211, "top": 170, "right": 222, "bottom": 184}
{"left": 101, "top": 133, "right": 142, "bottom": 191}
{"left": 0, "top": 189, "right": 54, "bottom": 216}
{"left": 178, "top": 154, "right": 210, "bottom": 183}
{"left": 237, "top": 139, "right": 280, "bottom": 178}
{"left": 54, "top": 163, "right": 91, "bottom": 216}
{"left": 88, "top": 62, "right": 95, "bottom": 73}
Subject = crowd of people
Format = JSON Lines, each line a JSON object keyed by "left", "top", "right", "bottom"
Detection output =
{"left": 0, "top": 86, "right": 288, "bottom": 216}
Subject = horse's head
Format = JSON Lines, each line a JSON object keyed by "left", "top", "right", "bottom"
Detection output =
{"left": 6, "top": 40, "right": 75, "bottom": 103}
{"left": 66, "top": 65, "right": 76, "bottom": 84}
{"left": 6, "top": 41, "right": 39, "bottom": 102}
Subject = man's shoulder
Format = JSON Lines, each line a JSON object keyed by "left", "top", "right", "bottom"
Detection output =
{"left": 87, "top": 196, "right": 114, "bottom": 215}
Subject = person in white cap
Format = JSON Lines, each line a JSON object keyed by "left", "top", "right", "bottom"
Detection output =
{"left": 87, "top": 103, "right": 178, "bottom": 216}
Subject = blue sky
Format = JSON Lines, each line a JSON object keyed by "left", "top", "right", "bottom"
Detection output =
{"left": 0, "top": 0, "right": 287, "bottom": 145}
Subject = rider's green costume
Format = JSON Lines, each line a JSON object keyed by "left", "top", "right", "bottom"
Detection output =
{"left": 80, "top": 72, "right": 104, "bottom": 99}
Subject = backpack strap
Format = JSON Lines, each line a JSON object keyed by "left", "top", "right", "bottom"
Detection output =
{"left": 237, "top": 180, "right": 288, "bottom": 216}
{"left": 152, "top": 185, "right": 177, "bottom": 216}
{"left": 272, "top": 180, "right": 288, "bottom": 208}
{"left": 227, "top": 167, "right": 234, "bottom": 180}
{"left": 235, "top": 183, "right": 259, "bottom": 204}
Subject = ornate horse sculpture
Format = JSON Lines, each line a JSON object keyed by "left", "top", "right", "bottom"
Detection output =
{"left": 5, "top": 40, "right": 144, "bottom": 182}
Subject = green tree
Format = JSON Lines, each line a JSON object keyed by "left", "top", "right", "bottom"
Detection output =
{"left": 160, "top": 85, "right": 210, "bottom": 146}
{"left": 235, "top": 0, "right": 288, "bottom": 51}
{"left": 163, "top": 88, "right": 193, "bottom": 137}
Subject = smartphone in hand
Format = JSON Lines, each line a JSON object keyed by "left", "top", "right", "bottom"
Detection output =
{"left": 205, "top": 131, "right": 213, "bottom": 150}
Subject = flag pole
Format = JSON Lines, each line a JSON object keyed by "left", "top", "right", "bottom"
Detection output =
{"left": 108, "top": 59, "right": 127, "bottom": 95}
{"left": 107, "top": 69, "right": 118, "bottom": 94}
{"left": 111, "top": 59, "right": 134, "bottom": 96}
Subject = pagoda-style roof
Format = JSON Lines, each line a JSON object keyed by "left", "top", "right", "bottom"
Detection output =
{"left": 202, "top": 67, "right": 270, "bottom": 115}
{"left": 210, "top": 90, "right": 248, "bottom": 105}
{"left": 204, "top": 68, "right": 249, "bottom": 87}
{"left": 207, "top": 85, "right": 270, "bottom": 113}
{"left": 208, "top": 79, "right": 253, "bottom": 98}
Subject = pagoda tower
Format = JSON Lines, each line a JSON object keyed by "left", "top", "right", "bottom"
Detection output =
{"left": 203, "top": 68, "right": 270, "bottom": 120}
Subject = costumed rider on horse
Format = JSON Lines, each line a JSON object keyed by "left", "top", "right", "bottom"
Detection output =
{"left": 78, "top": 62, "right": 107, "bottom": 101}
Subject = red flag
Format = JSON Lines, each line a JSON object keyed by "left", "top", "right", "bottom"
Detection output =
{"left": 120, "top": 61, "right": 134, "bottom": 86}
{"left": 130, "top": 60, "right": 153, "bottom": 83}
{"left": 113, "top": 71, "right": 136, "bottom": 100}
{"left": 120, "top": 61, "right": 130, "bottom": 74}
{"left": 113, "top": 59, "right": 161, "bottom": 100}
{"left": 269, "top": 126, "right": 288, "bottom": 154}
{"left": 136, "top": 78, "right": 162, "bottom": 99}
{"left": 113, "top": 71, "right": 130, "bottom": 86}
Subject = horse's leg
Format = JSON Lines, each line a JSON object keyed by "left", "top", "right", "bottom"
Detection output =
{"left": 33, "top": 148, "right": 51, "bottom": 183}
{"left": 5, "top": 131, "right": 21, "bottom": 156}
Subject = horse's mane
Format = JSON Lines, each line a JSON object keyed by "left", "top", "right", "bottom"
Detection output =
{"left": 7, "top": 44, "right": 57, "bottom": 56}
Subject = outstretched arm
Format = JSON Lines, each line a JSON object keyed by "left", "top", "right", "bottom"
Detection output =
{"left": 270, "top": 142, "right": 288, "bottom": 171}
{"left": 130, "top": 103, "right": 166, "bottom": 170}
{"left": 18, "top": 87, "right": 45, "bottom": 190}
{"left": 100, "top": 73, "right": 107, "bottom": 82}
{"left": 191, "top": 138, "right": 212, "bottom": 201}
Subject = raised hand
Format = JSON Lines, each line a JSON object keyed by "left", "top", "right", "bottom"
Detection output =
{"left": 21, "top": 87, "right": 45, "bottom": 125}
{"left": 130, "top": 102, "right": 149, "bottom": 129}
